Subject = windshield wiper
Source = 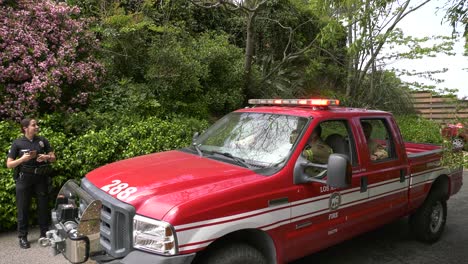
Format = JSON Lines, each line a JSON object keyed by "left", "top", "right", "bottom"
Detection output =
{"left": 192, "top": 143, "right": 203, "bottom": 157}
{"left": 210, "top": 151, "right": 252, "bottom": 169}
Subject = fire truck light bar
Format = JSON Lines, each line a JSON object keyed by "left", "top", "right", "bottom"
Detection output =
{"left": 248, "top": 99, "right": 340, "bottom": 106}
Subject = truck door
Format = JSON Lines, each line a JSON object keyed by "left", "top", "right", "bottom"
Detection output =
{"left": 286, "top": 119, "right": 368, "bottom": 260}
{"left": 355, "top": 118, "right": 409, "bottom": 229}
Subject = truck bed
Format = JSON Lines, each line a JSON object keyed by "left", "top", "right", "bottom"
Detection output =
{"left": 405, "top": 142, "right": 442, "bottom": 159}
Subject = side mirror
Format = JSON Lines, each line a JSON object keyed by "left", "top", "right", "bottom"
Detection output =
{"left": 326, "top": 154, "right": 352, "bottom": 188}
{"left": 293, "top": 154, "right": 314, "bottom": 184}
{"left": 192, "top": 132, "right": 200, "bottom": 143}
{"left": 293, "top": 153, "right": 351, "bottom": 189}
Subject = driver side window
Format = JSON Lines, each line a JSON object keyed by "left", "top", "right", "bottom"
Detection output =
{"left": 303, "top": 120, "right": 355, "bottom": 177}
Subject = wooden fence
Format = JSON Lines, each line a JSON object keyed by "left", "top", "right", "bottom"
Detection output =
{"left": 411, "top": 91, "right": 468, "bottom": 124}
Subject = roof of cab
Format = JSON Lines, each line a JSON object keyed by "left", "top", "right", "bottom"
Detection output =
{"left": 236, "top": 106, "right": 390, "bottom": 119}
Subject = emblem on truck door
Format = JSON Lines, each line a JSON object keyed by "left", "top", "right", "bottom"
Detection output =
{"left": 329, "top": 192, "right": 341, "bottom": 210}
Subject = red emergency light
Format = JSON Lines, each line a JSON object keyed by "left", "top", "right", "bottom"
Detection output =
{"left": 248, "top": 98, "right": 340, "bottom": 106}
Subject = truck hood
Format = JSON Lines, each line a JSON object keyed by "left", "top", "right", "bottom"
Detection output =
{"left": 85, "top": 150, "right": 261, "bottom": 219}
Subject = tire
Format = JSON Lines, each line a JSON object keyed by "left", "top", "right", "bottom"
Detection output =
{"left": 409, "top": 191, "right": 447, "bottom": 243}
{"left": 452, "top": 137, "right": 464, "bottom": 150}
{"left": 201, "top": 243, "right": 266, "bottom": 264}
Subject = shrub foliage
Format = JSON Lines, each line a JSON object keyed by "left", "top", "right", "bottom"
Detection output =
{"left": 394, "top": 115, "right": 443, "bottom": 144}
{"left": 0, "top": 0, "right": 103, "bottom": 120}
{"left": 0, "top": 116, "right": 207, "bottom": 231}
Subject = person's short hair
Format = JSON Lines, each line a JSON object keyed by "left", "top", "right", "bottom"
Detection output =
{"left": 20, "top": 118, "right": 34, "bottom": 134}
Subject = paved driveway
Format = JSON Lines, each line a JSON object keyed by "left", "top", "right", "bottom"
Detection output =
{"left": 0, "top": 171, "right": 466, "bottom": 264}
{"left": 0, "top": 228, "right": 74, "bottom": 264}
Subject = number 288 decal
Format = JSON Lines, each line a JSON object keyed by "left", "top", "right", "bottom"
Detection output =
{"left": 101, "top": 180, "right": 138, "bottom": 200}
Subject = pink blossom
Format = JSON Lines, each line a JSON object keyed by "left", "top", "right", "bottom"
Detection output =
{"left": 0, "top": 0, "right": 104, "bottom": 120}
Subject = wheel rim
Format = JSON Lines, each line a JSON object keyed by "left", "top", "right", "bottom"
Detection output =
{"left": 430, "top": 201, "right": 444, "bottom": 233}
{"left": 453, "top": 138, "right": 464, "bottom": 149}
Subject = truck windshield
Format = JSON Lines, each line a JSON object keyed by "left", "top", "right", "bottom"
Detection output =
{"left": 195, "top": 112, "right": 308, "bottom": 168}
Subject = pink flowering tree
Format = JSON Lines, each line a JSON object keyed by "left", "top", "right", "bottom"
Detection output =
{"left": 0, "top": 0, "right": 103, "bottom": 120}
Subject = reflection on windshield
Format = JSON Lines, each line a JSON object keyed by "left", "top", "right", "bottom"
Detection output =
{"left": 195, "top": 112, "right": 308, "bottom": 168}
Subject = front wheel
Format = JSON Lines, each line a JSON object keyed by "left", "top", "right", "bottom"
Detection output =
{"left": 409, "top": 191, "right": 447, "bottom": 243}
{"left": 200, "top": 243, "right": 266, "bottom": 264}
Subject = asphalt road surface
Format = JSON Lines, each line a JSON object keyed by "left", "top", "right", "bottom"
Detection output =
{"left": 0, "top": 171, "right": 466, "bottom": 264}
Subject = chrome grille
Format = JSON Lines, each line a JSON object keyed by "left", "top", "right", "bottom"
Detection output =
{"left": 81, "top": 178, "right": 136, "bottom": 258}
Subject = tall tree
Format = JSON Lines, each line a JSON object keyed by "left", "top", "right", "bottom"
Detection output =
{"left": 313, "top": 0, "right": 431, "bottom": 97}
{"left": 66, "top": 0, "right": 247, "bottom": 117}
{"left": 190, "top": 0, "right": 345, "bottom": 99}
{"left": 384, "top": 28, "right": 457, "bottom": 96}
{"left": 191, "top": 0, "right": 268, "bottom": 98}
{"left": 444, "top": 0, "right": 468, "bottom": 54}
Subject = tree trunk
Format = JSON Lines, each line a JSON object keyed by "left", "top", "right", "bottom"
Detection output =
{"left": 244, "top": 12, "right": 256, "bottom": 99}
{"left": 346, "top": 11, "right": 354, "bottom": 97}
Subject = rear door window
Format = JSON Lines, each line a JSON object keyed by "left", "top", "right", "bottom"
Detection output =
{"left": 360, "top": 119, "right": 396, "bottom": 162}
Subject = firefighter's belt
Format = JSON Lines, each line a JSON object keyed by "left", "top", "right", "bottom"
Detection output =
{"left": 20, "top": 165, "right": 51, "bottom": 175}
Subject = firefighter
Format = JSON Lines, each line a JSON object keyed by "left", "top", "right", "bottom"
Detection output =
{"left": 6, "top": 118, "right": 56, "bottom": 249}
{"left": 362, "top": 121, "right": 388, "bottom": 160}
{"left": 303, "top": 126, "right": 333, "bottom": 164}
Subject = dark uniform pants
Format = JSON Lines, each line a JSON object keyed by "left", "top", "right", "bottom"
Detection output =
{"left": 15, "top": 172, "right": 49, "bottom": 238}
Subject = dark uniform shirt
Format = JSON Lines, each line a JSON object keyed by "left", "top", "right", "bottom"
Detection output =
{"left": 7, "top": 136, "right": 53, "bottom": 167}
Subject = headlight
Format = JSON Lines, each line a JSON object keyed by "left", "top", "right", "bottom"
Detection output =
{"left": 133, "top": 215, "right": 177, "bottom": 255}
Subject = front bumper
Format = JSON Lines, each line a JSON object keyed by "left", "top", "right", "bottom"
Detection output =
{"left": 100, "top": 250, "right": 195, "bottom": 264}
{"left": 41, "top": 180, "right": 192, "bottom": 264}
{"left": 39, "top": 180, "right": 102, "bottom": 263}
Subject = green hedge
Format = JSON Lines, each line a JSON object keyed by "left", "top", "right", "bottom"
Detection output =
{"left": 394, "top": 115, "right": 443, "bottom": 144}
{"left": 0, "top": 121, "right": 22, "bottom": 229}
{"left": 0, "top": 116, "right": 208, "bottom": 231}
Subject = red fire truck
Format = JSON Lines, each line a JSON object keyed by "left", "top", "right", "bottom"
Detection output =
{"left": 41, "top": 99, "right": 463, "bottom": 264}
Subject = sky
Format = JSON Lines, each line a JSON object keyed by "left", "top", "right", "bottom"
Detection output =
{"left": 386, "top": 0, "right": 468, "bottom": 99}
